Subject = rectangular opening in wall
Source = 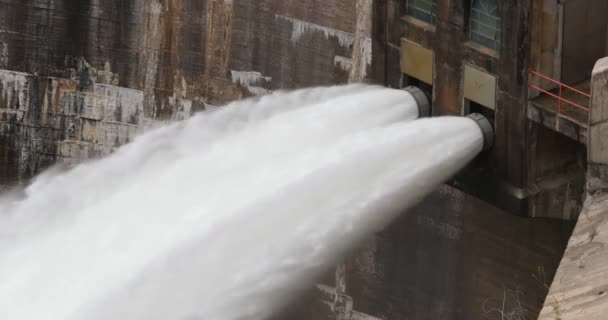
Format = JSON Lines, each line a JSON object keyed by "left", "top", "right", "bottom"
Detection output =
{"left": 465, "top": 99, "right": 495, "bottom": 125}
{"left": 404, "top": 74, "right": 432, "bottom": 93}
{"left": 447, "top": 99, "right": 500, "bottom": 214}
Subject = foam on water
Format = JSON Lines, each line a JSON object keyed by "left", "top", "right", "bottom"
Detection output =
{"left": 0, "top": 84, "right": 483, "bottom": 320}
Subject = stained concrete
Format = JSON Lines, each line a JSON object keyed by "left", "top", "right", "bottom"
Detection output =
{"left": 561, "top": 0, "right": 608, "bottom": 85}
{"left": 529, "top": 0, "right": 562, "bottom": 97}
{"left": 0, "top": 0, "right": 373, "bottom": 186}
{"left": 536, "top": 57, "right": 608, "bottom": 320}
{"left": 588, "top": 58, "right": 608, "bottom": 171}
{"left": 537, "top": 194, "right": 608, "bottom": 320}
{"left": 585, "top": 57, "right": 608, "bottom": 195}
{"left": 523, "top": 1, "right": 592, "bottom": 222}
{"left": 0, "top": 67, "right": 184, "bottom": 185}
{"left": 279, "top": 186, "right": 572, "bottom": 320}
{"left": 0, "top": 1, "right": 584, "bottom": 319}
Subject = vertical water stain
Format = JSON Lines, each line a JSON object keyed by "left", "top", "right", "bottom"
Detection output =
{"left": 64, "top": 0, "right": 92, "bottom": 59}
{"left": 153, "top": 0, "right": 182, "bottom": 119}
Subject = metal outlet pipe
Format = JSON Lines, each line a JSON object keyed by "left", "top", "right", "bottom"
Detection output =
{"left": 401, "top": 86, "right": 430, "bottom": 118}
{"left": 466, "top": 113, "right": 494, "bottom": 151}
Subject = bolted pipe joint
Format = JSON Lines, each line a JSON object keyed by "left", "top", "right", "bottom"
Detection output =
{"left": 466, "top": 113, "right": 494, "bottom": 151}
{"left": 402, "top": 86, "right": 430, "bottom": 118}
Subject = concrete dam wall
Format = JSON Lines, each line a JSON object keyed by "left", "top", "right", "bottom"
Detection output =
{"left": 0, "top": 1, "right": 575, "bottom": 319}
{"left": 0, "top": 0, "right": 375, "bottom": 185}
{"left": 277, "top": 185, "right": 572, "bottom": 320}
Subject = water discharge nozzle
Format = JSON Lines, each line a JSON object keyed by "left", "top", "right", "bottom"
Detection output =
{"left": 401, "top": 86, "right": 430, "bottom": 118}
{"left": 466, "top": 113, "right": 494, "bottom": 151}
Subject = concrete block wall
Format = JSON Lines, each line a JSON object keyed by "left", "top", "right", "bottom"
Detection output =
{"left": 0, "top": 66, "right": 197, "bottom": 186}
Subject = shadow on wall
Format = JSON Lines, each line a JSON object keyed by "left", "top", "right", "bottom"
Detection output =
{"left": 276, "top": 185, "right": 573, "bottom": 320}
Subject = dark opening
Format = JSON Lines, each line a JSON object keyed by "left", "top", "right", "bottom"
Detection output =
{"left": 447, "top": 99, "right": 507, "bottom": 214}
{"left": 465, "top": 100, "right": 495, "bottom": 125}
{"left": 403, "top": 74, "right": 433, "bottom": 113}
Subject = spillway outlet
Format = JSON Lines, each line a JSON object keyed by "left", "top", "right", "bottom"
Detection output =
{"left": 402, "top": 86, "right": 430, "bottom": 118}
{"left": 466, "top": 113, "right": 494, "bottom": 151}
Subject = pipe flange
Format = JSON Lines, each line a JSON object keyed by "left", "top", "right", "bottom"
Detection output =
{"left": 402, "top": 86, "right": 430, "bottom": 118}
{"left": 466, "top": 113, "right": 494, "bottom": 151}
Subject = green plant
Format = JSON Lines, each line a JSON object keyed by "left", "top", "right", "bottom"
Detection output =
{"left": 550, "top": 296, "right": 562, "bottom": 320}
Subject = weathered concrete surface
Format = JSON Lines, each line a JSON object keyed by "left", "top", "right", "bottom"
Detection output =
{"left": 0, "top": 68, "right": 149, "bottom": 185}
{"left": 536, "top": 57, "right": 608, "bottom": 319}
{"left": 0, "top": 1, "right": 580, "bottom": 319}
{"left": 525, "top": 124, "right": 586, "bottom": 221}
{"left": 342, "top": 185, "right": 571, "bottom": 320}
{"left": 529, "top": 0, "right": 561, "bottom": 97}
{"left": 524, "top": 1, "right": 592, "bottom": 221}
{"left": 281, "top": 186, "right": 572, "bottom": 320}
{"left": 0, "top": 0, "right": 374, "bottom": 186}
{"left": 587, "top": 57, "right": 608, "bottom": 194}
{"left": 527, "top": 100, "right": 588, "bottom": 144}
{"left": 537, "top": 194, "right": 608, "bottom": 320}
{"left": 561, "top": 0, "right": 608, "bottom": 85}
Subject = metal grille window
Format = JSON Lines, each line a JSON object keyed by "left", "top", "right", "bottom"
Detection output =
{"left": 470, "top": 0, "right": 501, "bottom": 51}
{"left": 406, "top": 0, "right": 438, "bottom": 25}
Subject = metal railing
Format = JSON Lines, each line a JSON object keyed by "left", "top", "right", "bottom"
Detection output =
{"left": 528, "top": 68, "right": 590, "bottom": 115}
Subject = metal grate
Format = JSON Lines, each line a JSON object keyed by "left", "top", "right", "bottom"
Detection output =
{"left": 470, "top": 0, "right": 501, "bottom": 51}
{"left": 406, "top": 0, "right": 438, "bottom": 25}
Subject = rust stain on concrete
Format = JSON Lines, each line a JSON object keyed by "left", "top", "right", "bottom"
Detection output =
{"left": 53, "top": 79, "right": 78, "bottom": 114}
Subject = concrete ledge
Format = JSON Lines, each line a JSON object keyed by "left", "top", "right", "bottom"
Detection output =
{"left": 538, "top": 193, "right": 608, "bottom": 320}
{"left": 527, "top": 102, "right": 587, "bottom": 144}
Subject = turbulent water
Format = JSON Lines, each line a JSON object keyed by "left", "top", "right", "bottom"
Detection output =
{"left": 0, "top": 84, "right": 483, "bottom": 320}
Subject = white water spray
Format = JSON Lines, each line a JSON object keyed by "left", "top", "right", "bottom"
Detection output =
{"left": 0, "top": 84, "right": 483, "bottom": 320}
